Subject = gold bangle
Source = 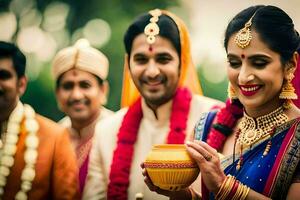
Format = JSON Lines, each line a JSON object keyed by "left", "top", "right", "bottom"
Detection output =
{"left": 232, "top": 183, "right": 250, "bottom": 200}
{"left": 222, "top": 176, "right": 235, "bottom": 200}
{"left": 240, "top": 185, "right": 250, "bottom": 200}
{"left": 232, "top": 182, "right": 243, "bottom": 200}
{"left": 215, "top": 176, "right": 228, "bottom": 198}
{"left": 216, "top": 175, "right": 235, "bottom": 200}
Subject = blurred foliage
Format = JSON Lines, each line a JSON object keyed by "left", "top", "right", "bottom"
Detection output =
{"left": 17, "top": 0, "right": 180, "bottom": 121}
{"left": 198, "top": 67, "right": 228, "bottom": 103}
{"left": 2, "top": 0, "right": 228, "bottom": 122}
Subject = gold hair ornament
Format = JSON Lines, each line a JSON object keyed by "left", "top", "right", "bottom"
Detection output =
{"left": 144, "top": 9, "right": 162, "bottom": 44}
{"left": 234, "top": 12, "right": 257, "bottom": 48}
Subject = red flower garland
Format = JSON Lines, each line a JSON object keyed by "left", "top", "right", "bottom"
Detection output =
{"left": 206, "top": 99, "right": 243, "bottom": 150}
{"left": 201, "top": 99, "right": 243, "bottom": 200}
{"left": 108, "top": 87, "right": 192, "bottom": 200}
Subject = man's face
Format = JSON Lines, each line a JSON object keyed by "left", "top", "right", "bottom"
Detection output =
{"left": 56, "top": 69, "right": 106, "bottom": 124}
{"left": 0, "top": 58, "right": 26, "bottom": 122}
{"left": 129, "top": 34, "right": 180, "bottom": 107}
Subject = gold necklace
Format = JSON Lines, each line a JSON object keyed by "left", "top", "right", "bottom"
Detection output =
{"left": 235, "top": 106, "right": 288, "bottom": 170}
{"left": 237, "top": 106, "right": 288, "bottom": 148}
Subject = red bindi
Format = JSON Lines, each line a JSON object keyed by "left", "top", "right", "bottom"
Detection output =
{"left": 241, "top": 54, "right": 245, "bottom": 59}
{"left": 148, "top": 45, "right": 153, "bottom": 52}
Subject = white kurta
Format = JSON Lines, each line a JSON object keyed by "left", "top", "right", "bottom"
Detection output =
{"left": 59, "top": 107, "right": 114, "bottom": 148}
{"left": 83, "top": 95, "right": 223, "bottom": 200}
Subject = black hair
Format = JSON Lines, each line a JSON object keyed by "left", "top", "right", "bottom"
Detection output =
{"left": 124, "top": 13, "right": 181, "bottom": 58}
{"left": 55, "top": 72, "right": 104, "bottom": 90}
{"left": 0, "top": 41, "right": 26, "bottom": 77}
{"left": 224, "top": 5, "right": 300, "bottom": 65}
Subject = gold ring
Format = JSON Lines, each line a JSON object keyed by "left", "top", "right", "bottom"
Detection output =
{"left": 204, "top": 154, "right": 212, "bottom": 161}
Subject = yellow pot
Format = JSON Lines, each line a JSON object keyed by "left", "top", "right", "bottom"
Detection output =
{"left": 144, "top": 144, "right": 200, "bottom": 191}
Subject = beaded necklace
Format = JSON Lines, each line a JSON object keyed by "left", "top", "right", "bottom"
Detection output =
{"left": 0, "top": 101, "right": 39, "bottom": 199}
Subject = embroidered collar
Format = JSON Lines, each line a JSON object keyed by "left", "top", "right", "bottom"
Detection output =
{"left": 62, "top": 107, "right": 113, "bottom": 143}
{"left": 141, "top": 98, "right": 172, "bottom": 126}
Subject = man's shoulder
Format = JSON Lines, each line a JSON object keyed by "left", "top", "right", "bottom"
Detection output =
{"left": 35, "top": 114, "right": 67, "bottom": 134}
{"left": 192, "top": 94, "right": 224, "bottom": 106}
{"left": 95, "top": 107, "right": 128, "bottom": 136}
{"left": 98, "top": 107, "right": 128, "bottom": 125}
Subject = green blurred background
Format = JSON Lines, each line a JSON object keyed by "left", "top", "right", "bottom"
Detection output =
{"left": 0, "top": 0, "right": 230, "bottom": 121}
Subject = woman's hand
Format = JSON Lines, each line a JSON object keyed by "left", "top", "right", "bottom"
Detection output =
{"left": 186, "top": 140, "right": 226, "bottom": 194}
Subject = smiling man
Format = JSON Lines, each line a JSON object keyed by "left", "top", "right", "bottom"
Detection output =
{"left": 83, "top": 9, "right": 223, "bottom": 200}
{"left": 0, "top": 41, "right": 79, "bottom": 199}
{"left": 52, "top": 39, "right": 113, "bottom": 194}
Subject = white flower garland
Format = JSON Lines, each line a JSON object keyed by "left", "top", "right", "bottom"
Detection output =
{"left": 0, "top": 101, "right": 39, "bottom": 200}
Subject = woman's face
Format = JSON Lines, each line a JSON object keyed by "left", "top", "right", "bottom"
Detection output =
{"left": 227, "top": 30, "right": 289, "bottom": 115}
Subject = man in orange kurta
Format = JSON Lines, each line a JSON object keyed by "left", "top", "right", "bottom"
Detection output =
{"left": 0, "top": 42, "right": 80, "bottom": 199}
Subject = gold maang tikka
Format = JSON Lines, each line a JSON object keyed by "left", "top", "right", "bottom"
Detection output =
{"left": 144, "top": 9, "right": 162, "bottom": 44}
{"left": 234, "top": 12, "right": 257, "bottom": 48}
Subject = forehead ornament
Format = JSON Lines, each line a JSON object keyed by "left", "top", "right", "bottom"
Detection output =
{"left": 144, "top": 9, "right": 162, "bottom": 44}
{"left": 234, "top": 12, "right": 257, "bottom": 48}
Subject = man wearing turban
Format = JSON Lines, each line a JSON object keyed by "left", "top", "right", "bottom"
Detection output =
{"left": 52, "top": 39, "right": 113, "bottom": 194}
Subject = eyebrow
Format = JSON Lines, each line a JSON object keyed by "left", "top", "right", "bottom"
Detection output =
{"left": 247, "top": 54, "right": 272, "bottom": 61}
{"left": 227, "top": 53, "right": 272, "bottom": 60}
{"left": 156, "top": 52, "right": 173, "bottom": 57}
{"left": 0, "top": 69, "right": 13, "bottom": 76}
{"left": 133, "top": 53, "right": 146, "bottom": 58}
{"left": 227, "top": 54, "right": 239, "bottom": 59}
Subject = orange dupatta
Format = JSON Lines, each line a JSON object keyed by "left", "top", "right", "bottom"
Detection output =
{"left": 121, "top": 10, "right": 203, "bottom": 107}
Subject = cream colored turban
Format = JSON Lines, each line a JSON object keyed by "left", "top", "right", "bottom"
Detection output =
{"left": 52, "top": 39, "right": 109, "bottom": 80}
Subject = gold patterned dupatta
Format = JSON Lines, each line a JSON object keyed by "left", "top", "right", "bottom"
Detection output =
{"left": 121, "top": 10, "right": 203, "bottom": 107}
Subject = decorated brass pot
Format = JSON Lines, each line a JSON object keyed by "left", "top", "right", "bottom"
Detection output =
{"left": 144, "top": 144, "right": 199, "bottom": 191}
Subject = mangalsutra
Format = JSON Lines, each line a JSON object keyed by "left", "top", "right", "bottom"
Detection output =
{"left": 235, "top": 106, "right": 288, "bottom": 170}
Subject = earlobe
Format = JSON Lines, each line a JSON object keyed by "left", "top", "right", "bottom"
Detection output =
{"left": 293, "top": 52, "right": 299, "bottom": 65}
{"left": 283, "top": 52, "right": 298, "bottom": 79}
{"left": 18, "top": 76, "right": 27, "bottom": 96}
{"left": 125, "top": 54, "right": 130, "bottom": 70}
{"left": 100, "top": 81, "right": 109, "bottom": 105}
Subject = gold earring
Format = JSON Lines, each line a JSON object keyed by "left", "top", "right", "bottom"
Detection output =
{"left": 228, "top": 83, "right": 238, "bottom": 99}
{"left": 279, "top": 67, "right": 297, "bottom": 108}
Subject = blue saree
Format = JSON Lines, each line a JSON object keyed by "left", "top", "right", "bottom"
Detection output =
{"left": 194, "top": 111, "right": 300, "bottom": 200}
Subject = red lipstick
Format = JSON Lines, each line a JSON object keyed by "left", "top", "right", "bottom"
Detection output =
{"left": 239, "top": 84, "right": 262, "bottom": 96}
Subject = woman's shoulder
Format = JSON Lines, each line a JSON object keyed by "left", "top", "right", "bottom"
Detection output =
{"left": 191, "top": 95, "right": 224, "bottom": 112}
{"left": 194, "top": 110, "right": 219, "bottom": 141}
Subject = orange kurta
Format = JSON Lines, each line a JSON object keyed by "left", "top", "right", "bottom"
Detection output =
{"left": 3, "top": 114, "right": 80, "bottom": 200}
